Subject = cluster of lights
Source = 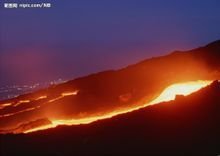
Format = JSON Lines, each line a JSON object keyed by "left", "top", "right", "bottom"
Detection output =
{"left": 0, "top": 79, "right": 66, "bottom": 101}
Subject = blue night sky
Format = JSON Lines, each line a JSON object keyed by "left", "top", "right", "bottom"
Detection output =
{"left": 0, "top": 0, "right": 220, "bottom": 85}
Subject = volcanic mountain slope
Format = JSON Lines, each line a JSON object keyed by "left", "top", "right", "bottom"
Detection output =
{"left": 0, "top": 40, "right": 220, "bottom": 133}
{"left": 1, "top": 81, "right": 220, "bottom": 156}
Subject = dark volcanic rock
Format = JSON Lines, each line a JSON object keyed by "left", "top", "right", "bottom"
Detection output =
{"left": 0, "top": 81, "right": 220, "bottom": 155}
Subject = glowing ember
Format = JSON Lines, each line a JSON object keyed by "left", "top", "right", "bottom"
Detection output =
{"left": 23, "top": 80, "right": 212, "bottom": 134}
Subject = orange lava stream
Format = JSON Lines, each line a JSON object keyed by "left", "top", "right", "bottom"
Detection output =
{"left": 0, "top": 106, "right": 40, "bottom": 118}
{"left": 48, "top": 91, "right": 78, "bottom": 103}
{"left": 149, "top": 80, "right": 212, "bottom": 104}
{"left": 14, "top": 100, "right": 30, "bottom": 107}
{"left": 0, "top": 91, "right": 78, "bottom": 118}
{"left": 24, "top": 80, "right": 212, "bottom": 134}
{"left": 61, "top": 91, "right": 78, "bottom": 96}
{"left": 0, "top": 103, "right": 13, "bottom": 109}
{"left": 35, "top": 95, "right": 47, "bottom": 101}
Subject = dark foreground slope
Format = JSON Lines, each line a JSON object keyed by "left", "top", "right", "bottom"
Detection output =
{"left": 0, "top": 40, "right": 220, "bottom": 132}
{"left": 1, "top": 81, "right": 220, "bottom": 156}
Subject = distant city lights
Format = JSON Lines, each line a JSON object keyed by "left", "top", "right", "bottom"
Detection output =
{"left": 0, "top": 78, "right": 66, "bottom": 101}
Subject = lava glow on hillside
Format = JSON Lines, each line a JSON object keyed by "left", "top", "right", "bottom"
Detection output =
{"left": 20, "top": 80, "right": 212, "bottom": 134}
{"left": 149, "top": 80, "right": 212, "bottom": 104}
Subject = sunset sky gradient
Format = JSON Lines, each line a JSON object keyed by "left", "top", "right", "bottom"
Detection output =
{"left": 0, "top": 0, "right": 220, "bottom": 85}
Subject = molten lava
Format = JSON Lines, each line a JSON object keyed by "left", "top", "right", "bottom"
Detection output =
{"left": 0, "top": 90, "right": 79, "bottom": 119}
{"left": 149, "top": 80, "right": 212, "bottom": 104}
{"left": 35, "top": 95, "right": 47, "bottom": 100}
{"left": 14, "top": 100, "right": 30, "bottom": 107}
{"left": 61, "top": 91, "right": 78, "bottom": 96}
{"left": 23, "top": 80, "right": 212, "bottom": 134}
{"left": 0, "top": 103, "right": 12, "bottom": 109}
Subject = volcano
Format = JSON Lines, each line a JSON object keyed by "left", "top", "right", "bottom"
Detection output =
{"left": 0, "top": 40, "right": 220, "bottom": 155}
{"left": 1, "top": 80, "right": 220, "bottom": 155}
{"left": 1, "top": 40, "right": 220, "bottom": 133}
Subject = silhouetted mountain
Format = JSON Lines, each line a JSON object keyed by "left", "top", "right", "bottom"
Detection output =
{"left": 1, "top": 81, "right": 219, "bottom": 156}
{"left": 0, "top": 40, "right": 220, "bottom": 133}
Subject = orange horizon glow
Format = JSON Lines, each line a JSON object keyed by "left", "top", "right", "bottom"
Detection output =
{"left": 23, "top": 80, "right": 213, "bottom": 134}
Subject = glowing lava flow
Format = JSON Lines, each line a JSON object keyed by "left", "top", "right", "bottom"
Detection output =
{"left": 48, "top": 91, "right": 78, "bottom": 103}
{"left": 0, "top": 103, "right": 13, "bottom": 109}
{"left": 14, "top": 100, "right": 30, "bottom": 107}
{"left": 0, "top": 91, "right": 79, "bottom": 119}
{"left": 24, "top": 80, "right": 212, "bottom": 134}
{"left": 149, "top": 80, "right": 212, "bottom": 104}
{"left": 1, "top": 106, "right": 40, "bottom": 118}
{"left": 35, "top": 95, "right": 47, "bottom": 101}
{"left": 62, "top": 91, "right": 78, "bottom": 96}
